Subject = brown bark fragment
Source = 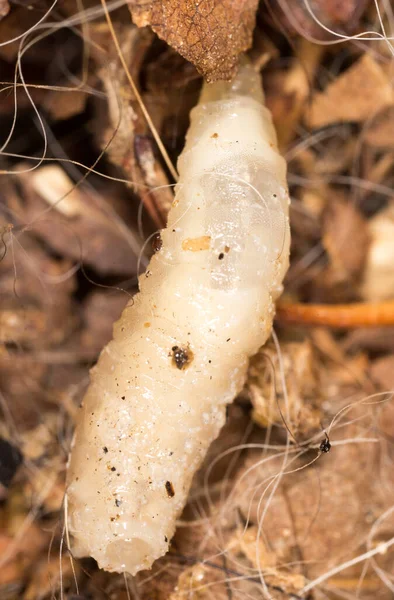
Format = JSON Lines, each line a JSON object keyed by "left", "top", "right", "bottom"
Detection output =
{"left": 128, "top": 0, "right": 259, "bottom": 81}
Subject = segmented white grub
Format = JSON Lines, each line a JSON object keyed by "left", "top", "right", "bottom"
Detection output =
{"left": 66, "top": 62, "right": 290, "bottom": 576}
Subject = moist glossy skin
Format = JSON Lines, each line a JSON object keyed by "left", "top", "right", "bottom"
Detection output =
{"left": 66, "top": 63, "right": 290, "bottom": 576}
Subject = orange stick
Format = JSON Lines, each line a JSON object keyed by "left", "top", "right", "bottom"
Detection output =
{"left": 276, "top": 301, "right": 394, "bottom": 328}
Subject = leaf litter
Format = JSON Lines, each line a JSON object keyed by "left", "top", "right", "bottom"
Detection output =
{"left": 1, "top": 0, "right": 394, "bottom": 599}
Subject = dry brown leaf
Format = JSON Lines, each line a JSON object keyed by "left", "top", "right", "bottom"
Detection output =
{"left": 360, "top": 202, "right": 394, "bottom": 301}
{"left": 91, "top": 23, "right": 173, "bottom": 227}
{"left": 15, "top": 164, "right": 142, "bottom": 276}
{"left": 364, "top": 105, "right": 394, "bottom": 149}
{"left": 24, "top": 556, "right": 80, "bottom": 600}
{"left": 293, "top": 126, "right": 357, "bottom": 177}
{"left": 0, "top": 223, "right": 77, "bottom": 353}
{"left": 128, "top": 0, "right": 259, "bottom": 81}
{"left": 306, "top": 54, "right": 393, "bottom": 128}
{"left": 81, "top": 290, "right": 128, "bottom": 355}
{"left": 43, "top": 88, "right": 87, "bottom": 121}
{"left": 170, "top": 565, "right": 212, "bottom": 600}
{"left": 343, "top": 326, "right": 394, "bottom": 354}
{"left": 232, "top": 526, "right": 277, "bottom": 569}
{"left": 244, "top": 340, "right": 323, "bottom": 438}
{"left": 265, "top": 39, "right": 322, "bottom": 150}
{"left": 369, "top": 355, "right": 394, "bottom": 390}
{"left": 322, "top": 195, "right": 370, "bottom": 283}
{"left": 234, "top": 404, "right": 394, "bottom": 596}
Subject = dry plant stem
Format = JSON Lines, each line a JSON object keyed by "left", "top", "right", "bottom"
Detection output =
{"left": 66, "top": 63, "right": 290, "bottom": 576}
{"left": 276, "top": 300, "right": 394, "bottom": 328}
{"left": 100, "top": 0, "right": 178, "bottom": 183}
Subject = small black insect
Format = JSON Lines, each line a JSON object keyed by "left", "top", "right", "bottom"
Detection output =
{"left": 319, "top": 433, "right": 331, "bottom": 454}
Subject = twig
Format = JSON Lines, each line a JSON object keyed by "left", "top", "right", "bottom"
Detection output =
{"left": 276, "top": 301, "right": 394, "bottom": 328}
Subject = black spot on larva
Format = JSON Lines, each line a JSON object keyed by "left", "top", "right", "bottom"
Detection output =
{"left": 171, "top": 345, "right": 194, "bottom": 370}
{"left": 218, "top": 252, "right": 224, "bottom": 260}
{"left": 115, "top": 499, "right": 122, "bottom": 507}
{"left": 165, "top": 536, "right": 168, "bottom": 543}
{"left": 165, "top": 481, "right": 175, "bottom": 498}
{"left": 111, "top": 466, "right": 116, "bottom": 472}
{"left": 103, "top": 446, "right": 108, "bottom": 454}
{"left": 152, "top": 232, "right": 163, "bottom": 252}
{"left": 121, "top": 396, "right": 125, "bottom": 400}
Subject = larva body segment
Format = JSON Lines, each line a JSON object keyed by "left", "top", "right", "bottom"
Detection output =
{"left": 66, "top": 63, "right": 290, "bottom": 575}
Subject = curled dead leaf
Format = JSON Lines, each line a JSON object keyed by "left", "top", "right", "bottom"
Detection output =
{"left": 128, "top": 0, "right": 259, "bottom": 81}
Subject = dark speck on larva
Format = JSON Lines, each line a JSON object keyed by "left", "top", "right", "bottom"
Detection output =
{"left": 165, "top": 481, "right": 175, "bottom": 498}
{"left": 171, "top": 345, "right": 194, "bottom": 370}
{"left": 152, "top": 232, "right": 163, "bottom": 252}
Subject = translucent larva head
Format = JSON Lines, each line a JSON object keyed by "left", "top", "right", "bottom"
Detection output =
{"left": 198, "top": 62, "right": 265, "bottom": 106}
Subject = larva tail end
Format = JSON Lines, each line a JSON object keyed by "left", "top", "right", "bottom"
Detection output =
{"left": 102, "top": 538, "right": 156, "bottom": 575}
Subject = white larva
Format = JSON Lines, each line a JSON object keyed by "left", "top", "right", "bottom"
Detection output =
{"left": 66, "top": 62, "right": 290, "bottom": 576}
